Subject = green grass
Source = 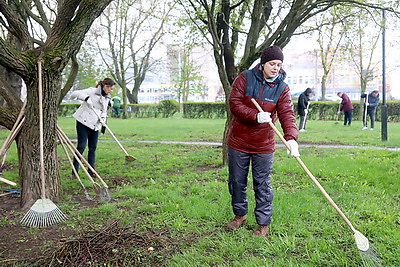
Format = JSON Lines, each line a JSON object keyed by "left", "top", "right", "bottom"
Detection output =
{"left": 1, "top": 116, "right": 399, "bottom": 266}
{"left": 53, "top": 116, "right": 400, "bottom": 147}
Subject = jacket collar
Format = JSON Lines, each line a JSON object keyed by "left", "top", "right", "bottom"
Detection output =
{"left": 253, "top": 63, "right": 286, "bottom": 84}
{"left": 94, "top": 86, "right": 111, "bottom": 99}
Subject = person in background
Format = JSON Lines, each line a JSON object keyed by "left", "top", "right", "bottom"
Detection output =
{"left": 227, "top": 45, "right": 299, "bottom": 237}
{"left": 297, "top": 88, "right": 312, "bottom": 132}
{"left": 361, "top": 90, "right": 380, "bottom": 130}
{"left": 337, "top": 92, "right": 354, "bottom": 126}
{"left": 111, "top": 95, "right": 122, "bottom": 118}
{"left": 70, "top": 78, "right": 115, "bottom": 177}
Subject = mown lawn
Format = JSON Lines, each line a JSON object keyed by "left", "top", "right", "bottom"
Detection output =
{"left": 1, "top": 117, "right": 399, "bottom": 266}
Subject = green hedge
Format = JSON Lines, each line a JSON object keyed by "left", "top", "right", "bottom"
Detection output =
{"left": 129, "top": 99, "right": 179, "bottom": 118}
{"left": 59, "top": 100, "right": 400, "bottom": 121}
{"left": 58, "top": 103, "right": 80, "bottom": 117}
{"left": 183, "top": 102, "right": 226, "bottom": 119}
{"left": 58, "top": 99, "right": 179, "bottom": 118}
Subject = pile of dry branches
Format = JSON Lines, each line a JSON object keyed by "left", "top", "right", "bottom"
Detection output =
{"left": 46, "top": 220, "right": 165, "bottom": 266}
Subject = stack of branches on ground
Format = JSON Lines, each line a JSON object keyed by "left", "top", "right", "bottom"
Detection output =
{"left": 45, "top": 220, "right": 169, "bottom": 266}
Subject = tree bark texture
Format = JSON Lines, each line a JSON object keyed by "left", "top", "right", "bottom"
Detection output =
{"left": 18, "top": 69, "right": 62, "bottom": 209}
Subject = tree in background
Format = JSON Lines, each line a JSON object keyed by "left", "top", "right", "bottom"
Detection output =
{"left": 0, "top": 0, "right": 112, "bottom": 208}
{"left": 169, "top": 45, "right": 206, "bottom": 107}
{"left": 88, "top": 0, "right": 173, "bottom": 118}
{"left": 175, "top": 0, "right": 398, "bottom": 163}
{"left": 343, "top": 8, "right": 383, "bottom": 95}
{"left": 310, "top": 6, "right": 350, "bottom": 101}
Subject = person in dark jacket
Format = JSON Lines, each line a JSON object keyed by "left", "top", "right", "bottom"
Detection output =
{"left": 226, "top": 45, "right": 299, "bottom": 237}
{"left": 337, "top": 92, "right": 354, "bottom": 126}
{"left": 297, "top": 88, "right": 312, "bottom": 131}
{"left": 361, "top": 90, "right": 380, "bottom": 130}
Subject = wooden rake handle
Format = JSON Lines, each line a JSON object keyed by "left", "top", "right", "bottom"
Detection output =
{"left": 250, "top": 98, "right": 357, "bottom": 233}
{"left": 56, "top": 130, "right": 92, "bottom": 186}
{"left": 0, "top": 177, "right": 17, "bottom": 186}
{"left": 91, "top": 108, "right": 132, "bottom": 158}
{"left": 0, "top": 101, "right": 26, "bottom": 158}
{"left": 56, "top": 126, "right": 108, "bottom": 188}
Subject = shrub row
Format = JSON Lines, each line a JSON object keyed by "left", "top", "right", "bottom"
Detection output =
{"left": 129, "top": 99, "right": 179, "bottom": 118}
{"left": 59, "top": 99, "right": 179, "bottom": 118}
{"left": 183, "top": 102, "right": 226, "bottom": 119}
{"left": 59, "top": 100, "right": 400, "bottom": 121}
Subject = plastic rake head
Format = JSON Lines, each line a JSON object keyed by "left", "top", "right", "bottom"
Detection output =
{"left": 354, "top": 230, "right": 370, "bottom": 252}
{"left": 20, "top": 198, "right": 68, "bottom": 228}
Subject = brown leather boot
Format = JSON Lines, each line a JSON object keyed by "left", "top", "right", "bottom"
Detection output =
{"left": 253, "top": 225, "right": 269, "bottom": 237}
{"left": 226, "top": 215, "right": 247, "bottom": 231}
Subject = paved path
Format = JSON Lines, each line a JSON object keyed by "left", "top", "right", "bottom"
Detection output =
{"left": 2, "top": 138, "right": 399, "bottom": 152}
{"left": 135, "top": 140, "right": 400, "bottom": 152}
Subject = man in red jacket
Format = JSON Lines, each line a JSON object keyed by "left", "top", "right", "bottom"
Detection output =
{"left": 226, "top": 45, "right": 299, "bottom": 237}
{"left": 337, "top": 92, "right": 354, "bottom": 126}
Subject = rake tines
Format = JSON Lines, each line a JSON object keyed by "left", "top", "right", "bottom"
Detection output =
{"left": 20, "top": 198, "right": 68, "bottom": 227}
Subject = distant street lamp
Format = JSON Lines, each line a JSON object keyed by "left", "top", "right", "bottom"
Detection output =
{"left": 381, "top": 9, "right": 388, "bottom": 141}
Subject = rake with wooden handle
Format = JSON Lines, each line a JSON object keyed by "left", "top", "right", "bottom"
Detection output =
{"left": 300, "top": 102, "right": 310, "bottom": 131}
{"left": 0, "top": 100, "right": 26, "bottom": 169}
{"left": 0, "top": 177, "right": 17, "bottom": 186}
{"left": 56, "top": 126, "right": 110, "bottom": 202}
{"left": 91, "top": 107, "right": 136, "bottom": 162}
{"left": 57, "top": 130, "right": 92, "bottom": 200}
{"left": 20, "top": 60, "right": 67, "bottom": 227}
{"left": 363, "top": 93, "right": 369, "bottom": 127}
{"left": 251, "top": 98, "right": 369, "bottom": 252}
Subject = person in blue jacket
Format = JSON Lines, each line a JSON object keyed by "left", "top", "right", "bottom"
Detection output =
{"left": 361, "top": 90, "right": 380, "bottom": 130}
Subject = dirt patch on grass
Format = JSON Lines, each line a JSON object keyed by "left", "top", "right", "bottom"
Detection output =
{"left": 0, "top": 191, "right": 185, "bottom": 266}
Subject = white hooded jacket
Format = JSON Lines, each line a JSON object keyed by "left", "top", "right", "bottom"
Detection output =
{"left": 71, "top": 86, "right": 111, "bottom": 131}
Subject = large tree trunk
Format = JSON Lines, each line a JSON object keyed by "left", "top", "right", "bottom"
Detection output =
{"left": 18, "top": 69, "right": 62, "bottom": 209}
{"left": 0, "top": 0, "right": 113, "bottom": 210}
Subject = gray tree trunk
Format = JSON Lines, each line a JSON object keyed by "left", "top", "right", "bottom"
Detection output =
{"left": 18, "top": 71, "right": 62, "bottom": 209}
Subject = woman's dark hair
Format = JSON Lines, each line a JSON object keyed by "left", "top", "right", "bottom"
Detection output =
{"left": 96, "top": 78, "right": 115, "bottom": 88}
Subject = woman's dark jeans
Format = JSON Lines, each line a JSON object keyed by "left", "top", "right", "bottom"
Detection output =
{"left": 72, "top": 121, "right": 99, "bottom": 176}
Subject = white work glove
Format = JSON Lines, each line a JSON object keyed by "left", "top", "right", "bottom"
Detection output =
{"left": 85, "top": 97, "right": 93, "bottom": 109}
{"left": 286, "top": 140, "right": 300, "bottom": 157}
{"left": 100, "top": 117, "right": 107, "bottom": 127}
{"left": 365, "top": 102, "right": 369, "bottom": 106}
{"left": 257, "top": 112, "right": 271, "bottom": 123}
{"left": 304, "top": 109, "right": 308, "bottom": 115}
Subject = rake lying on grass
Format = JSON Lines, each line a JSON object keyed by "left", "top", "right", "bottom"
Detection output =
{"left": 20, "top": 60, "right": 67, "bottom": 228}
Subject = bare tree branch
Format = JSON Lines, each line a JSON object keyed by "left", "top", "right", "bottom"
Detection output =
{"left": 0, "top": 0, "right": 32, "bottom": 47}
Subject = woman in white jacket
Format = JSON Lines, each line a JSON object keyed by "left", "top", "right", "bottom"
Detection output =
{"left": 71, "top": 78, "right": 115, "bottom": 177}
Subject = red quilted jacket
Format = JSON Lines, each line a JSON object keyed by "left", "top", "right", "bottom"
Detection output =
{"left": 228, "top": 64, "right": 298, "bottom": 154}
